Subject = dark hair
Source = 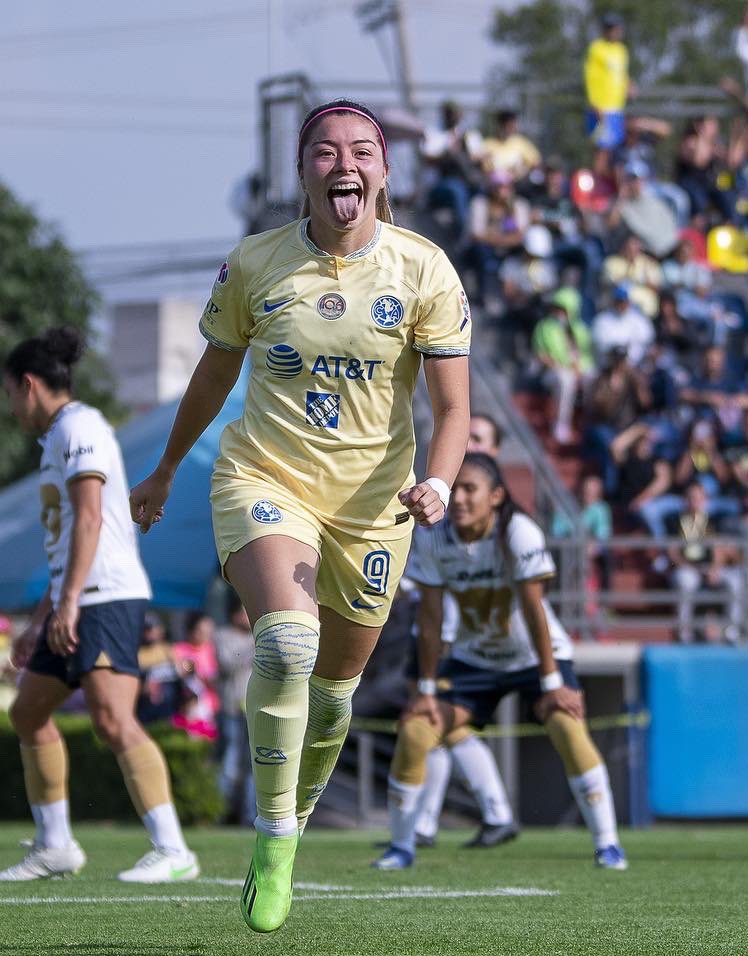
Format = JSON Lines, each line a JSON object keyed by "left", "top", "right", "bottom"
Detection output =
{"left": 470, "top": 412, "right": 503, "bottom": 449}
{"left": 143, "top": 611, "right": 163, "bottom": 632}
{"left": 658, "top": 289, "right": 676, "bottom": 308}
{"left": 601, "top": 12, "right": 624, "bottom": 30}
{"left": 460, "top": 452, "right": 524, "bottom": 540}
{"left": 4, "top": 326, "right": 84, "bottom": 393}
{"left": 496, "top": 109, "right": 518, "bottom": 125}
{"left": 185, "top": 611, "right": 212, "bottom": 636}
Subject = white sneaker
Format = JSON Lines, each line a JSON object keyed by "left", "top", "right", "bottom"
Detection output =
{"left": 0, "top": 840, "right": 86, "bottom": 881}
{"left": 117, "top": 846, "right": 200, "bottom": 883}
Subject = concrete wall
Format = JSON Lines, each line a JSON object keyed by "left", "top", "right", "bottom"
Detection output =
{"left": 109, "top": 299, "right": 203, "bottom": 411}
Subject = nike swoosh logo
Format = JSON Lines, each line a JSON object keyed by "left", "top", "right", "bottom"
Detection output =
{"left": 263, "top": 297, "right": 294, "bottom": 313}
{"left": 170, "top": 863, "right": 196, "bottom": 879}
{"left": 351, "top": 598, "right": 383, "bottom": 610}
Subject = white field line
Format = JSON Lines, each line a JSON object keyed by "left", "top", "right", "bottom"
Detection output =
{"left": 197, "top": 878, "right": 354, "bottom": 890}
{"left": 300, "top": 887, "right": 559, "bottom": 900}
{"left": 0, "top": 886, "right": 559, "bottom": 905}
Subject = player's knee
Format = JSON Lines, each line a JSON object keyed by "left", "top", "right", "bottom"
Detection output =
{"left": 544, "top": 710, "right": 601, "bottom": 777}
{"left": 390, "top": 716, "right": 442, "bottom": 785}
{"left": 251, "top": 610, "right": 320, "bottom": 684}
{"left": 90, "top": 706, "right": 130, "bottom": 750}
{"left": 9, "top": 697, "right": 28, "bottom": 736}
{"left": 9, "top": 695, "right": 46, "bottom": 738}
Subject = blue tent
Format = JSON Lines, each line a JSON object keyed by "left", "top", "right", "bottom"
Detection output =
{"left": 0, "top": 367, "right": 249, "bottom": 611}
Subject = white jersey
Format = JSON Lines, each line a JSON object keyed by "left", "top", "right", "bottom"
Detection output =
{"left": 38, "top": 402, "right": 151, "bottom": 608}
{"left": 406, "top": 511, "right": 573, "bottom": 673}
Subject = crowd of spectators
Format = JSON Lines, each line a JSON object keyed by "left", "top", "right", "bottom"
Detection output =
{"left": 136, "top": 605, "right": 256, "bottom": 823}
{"left": 420, "top": 10, "right": 748, "bottom": 643}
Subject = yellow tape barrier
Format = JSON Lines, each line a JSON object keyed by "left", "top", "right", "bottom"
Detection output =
{"left": 350, "top": 710, "right": 650, "bottom": 739}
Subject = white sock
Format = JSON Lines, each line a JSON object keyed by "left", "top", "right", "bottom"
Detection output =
{"left": 30, "top": 799, "right": 74, "bottom": 850}
{"left": 142, "top": 803, "right": 189, "bottom": 854}
{"left": 567, "top": 764, "right": 619, "bottom": 849}
{"left": 451, "top": 736, "right": 514, "bottom": 825}
{"left": 387, "top": 777, "right": 423, "bottom": 855}
{"left": 254, "top": 814, "right": 298, "bottom": 838}
{"left": 414, "top": 747, "right": 452, "bottom": 838}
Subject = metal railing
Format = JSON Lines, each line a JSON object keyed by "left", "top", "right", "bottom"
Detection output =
{"left": 548, "top": 534, "right": 748, "bottom": 643}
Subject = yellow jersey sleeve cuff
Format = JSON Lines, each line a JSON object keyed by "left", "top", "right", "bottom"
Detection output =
{"left": 199, "top": 320, "right": 247, "bottom": 352}
{"left": 414, "top": 344, "right": 470, "bottom": 356}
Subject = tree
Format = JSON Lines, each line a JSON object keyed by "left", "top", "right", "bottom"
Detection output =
{"left": 490, "top": 0, "right": 745, "bottom": 160}
{"left": 0, "top": 183, "right": 121, "bottom": 487}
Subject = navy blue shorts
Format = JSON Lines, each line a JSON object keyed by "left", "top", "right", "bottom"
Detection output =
{"left": 437, "top": 657, "right": 579, "bottom": 728}
{"left": 28, "top": 599, "right": 148, "bottom": 689}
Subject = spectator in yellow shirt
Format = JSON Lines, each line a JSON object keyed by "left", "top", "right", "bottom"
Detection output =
{"left": 584, "top": 13, "right": 632, "bottom": 150}
{"left": 481, "top": 109, "right": 541, "bottom": 184}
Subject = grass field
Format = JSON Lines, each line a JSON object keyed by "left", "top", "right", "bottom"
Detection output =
{"left": 0, "top": 824, "right": 746, "bottom": 956}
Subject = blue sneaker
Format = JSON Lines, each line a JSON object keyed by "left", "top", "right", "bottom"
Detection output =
{"left": 594, "top": 844, "right": 628, "bottom": 870}
{"left": 371, "top": 846, "right": 415, "bottom": 870}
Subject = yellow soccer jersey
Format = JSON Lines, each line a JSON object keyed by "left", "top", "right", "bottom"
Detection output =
{"left": 584, "top": 39, "right": 629, "bottom": 111}
{"left": 200, "top": 218, "right": 471, "bottom": 539}
{"left": 481, "top": 134, "right": 541, "bottom": 179}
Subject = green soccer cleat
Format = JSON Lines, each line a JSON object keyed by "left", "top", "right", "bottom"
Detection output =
{"left": 240, "top": 832, "right": 299, "bottom": 934}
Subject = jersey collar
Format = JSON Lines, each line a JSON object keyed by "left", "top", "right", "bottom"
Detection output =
{"left": 38, "top": 401, "right": 80, "bottom": 446}
{"left": 299, "top": 217, "right": 382, "bottom": 261}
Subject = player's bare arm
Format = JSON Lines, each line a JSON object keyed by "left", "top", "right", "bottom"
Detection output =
{"left": 47, "top": 476, "right": 104, "bottom": 657}
{"left": 404, "top": 582, "right": 444, "bottom": 726}
{"left": 519, "top": 578, "right": 584, "bottom": 722}
{"left": 399, "top": 355, "right": 469, "bottom": 527}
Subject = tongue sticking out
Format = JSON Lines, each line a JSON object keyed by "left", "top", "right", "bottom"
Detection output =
{"left": 330, "top": 191, "right": 360, "bottom": 222}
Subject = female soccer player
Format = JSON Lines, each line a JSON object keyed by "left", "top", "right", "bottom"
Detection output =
{"left": 374, "top": 453, "right": 627, "bottom": 871}
{"left": 1, "top": 327, "right": 198, "bottom": 883}
{"left": 129, "top": 99, "right": 471, "bottom": 933}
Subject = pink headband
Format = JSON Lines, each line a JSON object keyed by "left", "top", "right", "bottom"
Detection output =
{"left": 297, "top": 107, "right": 388, "bottom": 163}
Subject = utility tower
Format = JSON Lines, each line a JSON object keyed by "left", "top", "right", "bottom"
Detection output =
{"left": 355, "top": 0, "right": 415, "bottom": 111}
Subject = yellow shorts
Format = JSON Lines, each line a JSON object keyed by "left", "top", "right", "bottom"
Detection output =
{"left": 210, "top": 471, "right": 412, "bottom": 627}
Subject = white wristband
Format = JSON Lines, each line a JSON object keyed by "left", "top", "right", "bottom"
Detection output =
{"left": 424, "top": 476, "right": 451, "bottom": 510}
{"left": 417, "top": 678, "right": 437, "bottom": 696}
{"left": 540, "top": 671, "right": 564, "bottom": 692}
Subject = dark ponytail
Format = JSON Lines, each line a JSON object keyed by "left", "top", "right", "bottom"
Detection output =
{"left": 460, "top": 452, "right": 525, "bottom": 542}
{"left": 4, "top": 325, "right": 84, "bottom": 393}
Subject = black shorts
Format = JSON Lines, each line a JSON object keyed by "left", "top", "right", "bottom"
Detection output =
{"left": 404, "top": 633, "right": 419, "bottom": 682}
{"left": 437, "top": 657, "right": 579, "bottom": 728}
{"left": 28, "top": 599, "right": 148, "bottom": 689}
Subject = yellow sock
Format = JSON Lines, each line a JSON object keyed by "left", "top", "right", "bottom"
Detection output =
{"left": 544, "top": 711, "right": 602, "bottom": 777}
{"left": 390, "top": 716, "right": 443, "bottom": 786}
{"left": 116, "top": 739, "right": 172, "bottom": 817}
{"left": 21, "top": 739, "right": 68, "bottom": 805}
{"left": 296, "top": 672, "right": 361, "bottom": 832}
{"left": 245, "top": 610, "right": 320, "bottom": 822}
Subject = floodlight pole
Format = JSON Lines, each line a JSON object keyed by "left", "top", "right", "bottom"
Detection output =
{"left": 356, "top": 0, "right": 416, "bottom": 112}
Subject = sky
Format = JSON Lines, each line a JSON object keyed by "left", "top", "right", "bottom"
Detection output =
{"left": 1, "top": 0, "right": 502, "bottom": 252}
